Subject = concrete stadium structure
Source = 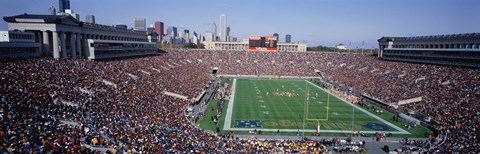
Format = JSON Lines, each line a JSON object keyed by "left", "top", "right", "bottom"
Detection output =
{"left": 0, "top": 31, "right": 41, "bottom": 58}
{"left": 3, "top": 14, "right": 152, "bottom": 59}
{"left": 378, "top": 33, "right": 480, "bottom": 67}
{"left": 204, "top": 41, "right": 307, "bottom": 52}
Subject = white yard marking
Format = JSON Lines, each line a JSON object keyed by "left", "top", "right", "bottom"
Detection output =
{"left": 263, "top": 111, "right": 269, "bottom": 115}
{"left": 260, "top": 105, "right": 266, "bottom": 108}
{"left": 332, "top": 112, "right": 339, "bottom": 116}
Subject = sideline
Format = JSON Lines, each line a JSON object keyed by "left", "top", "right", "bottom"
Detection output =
{"left": 223, "top": 78, "right": 236, "bottom": 131}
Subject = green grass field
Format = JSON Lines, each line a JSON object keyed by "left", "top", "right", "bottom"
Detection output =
{"left": 198, "top": 78, "right": 431, "bottom": 137}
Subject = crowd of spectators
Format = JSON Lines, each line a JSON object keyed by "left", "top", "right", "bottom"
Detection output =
{"left": 0, "top": 48, "right": 478, "bottom": 153}
{"left": 167, "top": 49, "right": 480, "bottom": 152}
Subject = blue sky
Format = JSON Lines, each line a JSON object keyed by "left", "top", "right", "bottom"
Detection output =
{"left": 1, "top": 0, "right": 479, "bottom": 48}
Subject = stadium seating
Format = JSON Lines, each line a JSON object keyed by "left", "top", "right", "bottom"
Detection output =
{"left": 0, "top": 49, "right": 478, "bottom": 153}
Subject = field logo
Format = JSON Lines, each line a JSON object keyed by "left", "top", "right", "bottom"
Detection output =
{"left": 236, "top": 120, "right": 262, "bottom": 128}
{"left": 365, "top": 123, "right": 390, "bottom": 131}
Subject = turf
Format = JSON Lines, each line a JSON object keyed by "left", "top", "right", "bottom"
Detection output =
{"left": 226, "top": 78, "right": 431, "bottom": 137}
{"left": 198, "top": 78, "right": 431, "bottom": 137}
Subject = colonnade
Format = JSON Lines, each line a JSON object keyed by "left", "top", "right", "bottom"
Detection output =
{"left": 278, "top": 45, "right": 300, "bottom": 52}
{"left": 39, "top": 31, "right": 149, "bottom": 59}
{"left": 391, "top": 43, "right": 480, "bottom": 49}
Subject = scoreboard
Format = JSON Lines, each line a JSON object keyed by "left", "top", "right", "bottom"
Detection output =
{"left": 249, "top": 36, "right": 278, "bottom": 51}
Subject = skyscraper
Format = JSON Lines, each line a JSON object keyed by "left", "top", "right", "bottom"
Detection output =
{"left": 154, "top": 21, "right": 164, "bottom": 39}
{"left": 204, "top": 31, "right": 213, "bottom": 42}
{"left": 48, "top": 6, "right": 56, "bottom": 15}
{"left": 273, "top": 33, "right": 279, "bottom": 42}
{"left": 212, "top": 22, "right": 217, "bottom": 41}
{"left": 227, "top": 27, "right": 232, "bottom": 42}
{"left": 220, "top": 14, "right": 227, "bottom": 42}
{"left": 184, "top": 29, "right": 190, "bottom": 42}
{"left": 85, "top": 14, "right": 95, "bottom": 24}
{"left": 58, "top": 0, "right": 70, "bottom": 13}
{"left": 134, "top": 18, "right": 146, "bottom": 31}
{"left": 167, "top": 26, "right": 178, "bottom": 38}
{"left": 285, "top": 34, "right": 291, "bottom": 43}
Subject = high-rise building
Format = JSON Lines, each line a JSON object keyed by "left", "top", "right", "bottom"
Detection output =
{"left": 85, "top": 14, "right": 95, "bottom": 24}
{"left": 212, "top": 22, "right": 217, "bottom": 41}
{"left": 220, "top": 14, "right": 227, "bottom": 41}
{"left": 48, "top": 6, "right": 56, "bottom": 15}
{"left": 226, "top": 27, "right": 231, "bottom": 41}
{"left": 285, "top": 34, "right": 291, "bottom": 43}
{"left": 204, "top": 31, "right": 213, "bottom": 42}
{"left": 191, "top": 31, "right": 199, "bottom": 44}
{"left": 154, "top": 21, "right": 164, "bottom": 39}
{"left": 198, "top": 34, "right": 203, "bottom": 42}
{"left": 134, "top": 18, "right": 146, "bottom": 31}
{"left": 184, "top": 29, "right": 190, "bottom": 42}
{"left": 58, "top": 0, "right": 70, "bottom": 13}
{"left": 167, "top": 26, "right": 178, "bottom": 38}
{"left": 273, "top": 33, "right": 279, "bottom": 42}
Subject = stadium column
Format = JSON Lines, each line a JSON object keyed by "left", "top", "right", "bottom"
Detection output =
{"left": 70, "top": 33, "right": 76, "bottom": 59}
{"left": 52, "top": 31, "right": 60, "bottom": 59}
{"left": 60, "top": 32, "right": 67, "bottom": 58}
{"left": 42, "top": 31, "right": 50, "bottom": 56}
{"left": 82, "top": 34, "right": 89, "bottom": 59}
{"left": 36, "top": 32, "right": 43, "bottom": 56}
{"left": 76, "top": 33, "right": 82, "bottom": 59}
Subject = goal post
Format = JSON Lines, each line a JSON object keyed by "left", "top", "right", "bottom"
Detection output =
{"left": 306, "top": 89, "right": 330, "bottom": 121}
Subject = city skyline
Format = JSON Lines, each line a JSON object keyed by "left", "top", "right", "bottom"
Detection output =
{"left": 0, "top": 0, "right": 479, "bottom": 48}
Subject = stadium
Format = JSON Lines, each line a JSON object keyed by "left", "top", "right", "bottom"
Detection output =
{"left": 1, "top": 0, "right": 480, "bottom": 153}
{"left": 1, "top": 47, "right": 479, "bottom": 153}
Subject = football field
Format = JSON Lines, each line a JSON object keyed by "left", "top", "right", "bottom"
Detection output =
{"left": 222, "top": 78, "right": 412, "bottom": 135}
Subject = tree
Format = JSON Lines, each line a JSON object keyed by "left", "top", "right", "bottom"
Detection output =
{"left": 307, "top": 45, "right": 337, "bottom": 52}
{"left": 197, "top": 43, "right": 205, "bottom": 49}
{"left": 183, "top": 43, "right": 197, "bottom": 48}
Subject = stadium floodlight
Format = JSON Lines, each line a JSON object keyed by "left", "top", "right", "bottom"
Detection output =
{"left": 302, "top": 81, "right": 307, "bottom": 139}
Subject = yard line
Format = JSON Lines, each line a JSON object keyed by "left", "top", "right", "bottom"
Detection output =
{"left": 265, "top": 81, "right": 302, "bottom": 128}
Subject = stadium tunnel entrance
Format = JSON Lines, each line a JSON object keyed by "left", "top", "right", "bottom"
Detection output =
{"left": 314, "top": 69, "right": 323, "bottom": 77}
{"left": 212, "top": 67, "right": 218, "bottom": 75}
